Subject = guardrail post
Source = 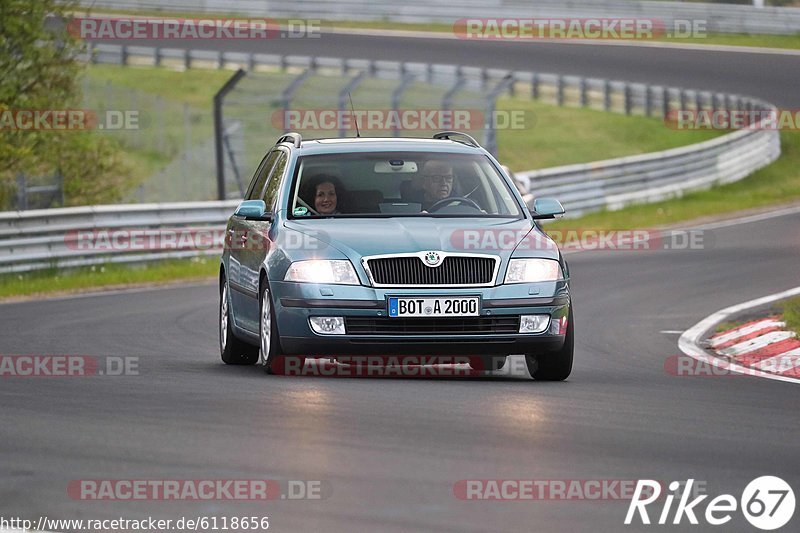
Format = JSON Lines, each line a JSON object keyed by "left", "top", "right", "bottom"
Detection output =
{"left": 556, "top": 75, "right": 565, "bottom": 106}
{"left": 624, "top": 83, "right": 632, "bottom": 115}
{"left": 218, "top": 51, "right": 225, "bottom": 70}
{"left": 121, "top": 45, "right": 129, "bottom": 66}
{"left": 154, "top": 46, "right": 161, "bottom": 67}
{"left": 57, "top": 170, "right": 64, "bottom": 207}
{"left": 184, "top": 49, "right": 191, "bottom": 70}
{"left": 695, "top": 91, "right": 703, "bottom": 112}
{"left": 645, "top": 85, "right": 653, "bottom": 117}
{"left": 711, "top": 93, "right": 719, "bottom": 113}
{"left": 531, "top": 72, "right": 539, "bottom": 100}
{"left": 391, "top": 73, "right": 416, "bottom": 137}
{"left": 580, "top": 78, "right": 588, "bottom": 107}
{"left": 16, "top": 173, "right": 26, "bottom": 210}
{"left": 604, "top": 80, "right": 611, "bottom": 111}
{"left": 248, "top": 53, "right": 255, "bottom": 71}
{"left": 679, "top": 89, "right": 688, "bottom": 112}
{"left": 662, "top": 87, "right": 670, "bottom": 118}
{"left": 214, "top": 69, "right": 247, "bottom": 201}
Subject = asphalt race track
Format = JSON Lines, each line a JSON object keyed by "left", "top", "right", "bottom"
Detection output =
{"left": 110, "top": 31, "right": 800, "bottom": 107}
{"left": 2, "top": 34, "right": 800, "bottom": 532}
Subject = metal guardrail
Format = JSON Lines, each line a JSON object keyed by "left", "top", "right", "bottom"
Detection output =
{"left": 518, "top": 124, "right": 781, "bottom": 217}
{"left": 0, "top": 201, "right": 239, "bottom": 273}
{"left": 79, "top": 0, "right": 800, "bottom": 35}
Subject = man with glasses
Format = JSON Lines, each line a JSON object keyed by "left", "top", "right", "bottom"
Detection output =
{"left": 420, "top": 160, "right": 455, "bottom": 212}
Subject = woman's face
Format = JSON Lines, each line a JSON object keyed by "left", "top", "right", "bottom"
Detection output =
{"left": 314, "top": 182, "right": 337, "bottom": 214}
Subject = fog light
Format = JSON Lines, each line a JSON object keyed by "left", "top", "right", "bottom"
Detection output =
{"left": 310, "top": 316, "right": 345, "bottom": 335}
{"left": 519, "top": 314, "right": 550, "bottom": 334}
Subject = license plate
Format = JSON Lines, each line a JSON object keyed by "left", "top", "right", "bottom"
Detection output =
{"left": 388, "top": 297, "right": 479, "bottom": 317}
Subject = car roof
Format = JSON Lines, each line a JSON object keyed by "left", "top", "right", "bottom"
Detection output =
{"left": 286, "top": 137, "right": 487, "bottom": 156}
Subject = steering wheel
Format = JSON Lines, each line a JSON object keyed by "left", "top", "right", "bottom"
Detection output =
{"left": 427, "top": 196, "right": 483, "bottom": 212}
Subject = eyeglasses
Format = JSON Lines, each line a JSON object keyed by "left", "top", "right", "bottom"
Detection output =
{"left": 426, "top": 174, "right": 454, "bottom": 183}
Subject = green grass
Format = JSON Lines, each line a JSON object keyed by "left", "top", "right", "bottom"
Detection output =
{"left": 0, "top": 258, "right": 217, "bottom": 300}
{"left": 84, "top": 64, "right": 235, "bottom": 108}
{"left": 777, "top": 297, "right": 800, "bottom": 336}
{"left": 495, "top": 98, "right": 721, "bottom": 170}
{"left": 715, "top": 320, "right": 744, "bottom": 333}
{"left": 548, "top": 131, "right": 800, "bottom": 230}
{"left": 83, "top": 8, "right": 800, "bottom": 50}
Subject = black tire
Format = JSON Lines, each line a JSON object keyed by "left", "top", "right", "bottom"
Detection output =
{"left": 258, "top": 282, "right": 284, "bottom": 375}
{"left": 525, "top": 308, "right": 574, "bottom": 381}
{"left": 220, "top": 277, "right": 259, "bottom": 365}
{"left": 469, "top": 355, "right": 507, "bottom": 372}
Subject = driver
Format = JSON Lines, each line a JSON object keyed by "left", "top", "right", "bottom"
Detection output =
{"left": 420, "top": 160, "right": 455, "bottom": 211}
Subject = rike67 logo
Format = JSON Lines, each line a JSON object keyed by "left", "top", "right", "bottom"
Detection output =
{"left": 625, "top": 477, "right": 795, "bottom": 530}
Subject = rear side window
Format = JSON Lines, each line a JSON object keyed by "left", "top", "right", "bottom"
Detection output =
{"left": 245, "top": 151, "right": 279, "bottom": 200}
{"left": 262, "top": 152, "right": 288, "bottom": 210}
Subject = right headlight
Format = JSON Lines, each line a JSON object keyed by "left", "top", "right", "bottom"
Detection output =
{"left": 284, "top": 260, "right": 360, "bottom": 285}
{"left": 504, "top": 259, "right": 563, "bottom": 284}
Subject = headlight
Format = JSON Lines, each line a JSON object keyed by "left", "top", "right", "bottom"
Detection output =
{"left": 284, "top": 260, "right": 360, "bottom": 285}
{"left": 504, "top": 259, "right": 562, "bottom": 284}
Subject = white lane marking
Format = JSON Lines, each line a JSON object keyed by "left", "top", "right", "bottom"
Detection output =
{"left": 678, "top": 286, "right": 800, "bottom": 384}
{"left": 0, "top": 280, "right": 216, "bottom": 306}
{"left": 720, "top": 330, "right": 796, "bottom": 356}
{"left": 753, "top": 350, "right": 800, "bottom": 373}
{"left": 660, "top": 330, "right": 684, "bottom": 334}
{"left": 325, "top": 27, "right": 800, "bottom": 56}
{"left": 710, "top": 319, "right": 784, "bottom": 347}
{"left": 691, "top": 205, "right": 800, "bottom": 232}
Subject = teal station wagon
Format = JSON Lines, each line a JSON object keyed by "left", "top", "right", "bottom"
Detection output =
{"left": 219, "top": 132, "right": 574, "bottom": 380}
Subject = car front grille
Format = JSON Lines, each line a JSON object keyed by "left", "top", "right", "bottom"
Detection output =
{"left": 345, "top": 316, "right": 519, "bottom": 335}
{"left": 366, "top": 256, "right": 496, "bottom": 286}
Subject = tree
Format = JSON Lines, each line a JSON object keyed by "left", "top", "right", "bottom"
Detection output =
{"left": 0, "top": 0, "right": 132, "bottom": 208}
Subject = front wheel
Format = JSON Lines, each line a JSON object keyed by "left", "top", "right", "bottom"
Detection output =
{"left": 259, "top": 284, "right": 284, "bottom": 374}
{"left": 525, "top": 307, "right": 574, "bottom": 381}
{"left": 220, "top": 278, "right": 259, "bottom": 365}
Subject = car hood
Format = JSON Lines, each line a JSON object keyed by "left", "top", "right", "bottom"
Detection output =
{"left": 283, "top": 217, "right": 560, "bottom": 262}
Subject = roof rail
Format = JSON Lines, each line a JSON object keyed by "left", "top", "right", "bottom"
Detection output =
{"left": 433, "top": 131, "right": 481, "bottom": 148}
{"left": 276, "top": 132, "right": 302, "bottom": 148}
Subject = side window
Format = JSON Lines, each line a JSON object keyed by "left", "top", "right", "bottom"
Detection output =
{"left": 245, "top": 151, "right": 279, "bottom": 200}
{"left": 262, "top": 152, "right": 288, "bottom": 210}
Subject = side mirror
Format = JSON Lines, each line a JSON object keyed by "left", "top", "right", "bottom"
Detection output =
{"left": 234, "top": 200, "right": 271, "bottom": 220}
{"left": 530, "top": 197, "right": 565, "bottom": 219}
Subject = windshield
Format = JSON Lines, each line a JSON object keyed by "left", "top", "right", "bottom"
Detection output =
{"left": 288, "top": 152, "right": 522, "bottom": 218}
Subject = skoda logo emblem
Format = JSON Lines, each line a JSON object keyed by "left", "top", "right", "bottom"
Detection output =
{"left": 424, "top": 252, "right": 441, "bottom": 266}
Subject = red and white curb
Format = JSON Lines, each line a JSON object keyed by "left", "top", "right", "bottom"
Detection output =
{"left": 710, "top": 318, "right": 800, "bottom": 377}
{"left": 679, "top": 286, "right": 800, "bottom": 384}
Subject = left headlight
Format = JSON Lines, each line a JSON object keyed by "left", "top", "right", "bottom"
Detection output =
{"left": 284, "top": 260, "right": 360, "bottom": 285}
{"left": 504, "top": 258, "right": 563, "bottom": 284}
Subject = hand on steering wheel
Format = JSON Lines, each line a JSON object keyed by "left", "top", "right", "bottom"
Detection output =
{"left": 427, "top": 196, "right": 483, "bottom": 212}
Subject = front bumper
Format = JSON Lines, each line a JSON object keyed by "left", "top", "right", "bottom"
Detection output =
{"left": 270, "top": 280, "right": 570, "bottom": 356}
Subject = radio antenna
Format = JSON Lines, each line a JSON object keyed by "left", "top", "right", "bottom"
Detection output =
{"left": 348, "top": 92, "right": 361, "bottom": 138}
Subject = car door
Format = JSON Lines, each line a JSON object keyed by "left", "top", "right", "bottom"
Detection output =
{"left": 237, "top": 149, "right": 290, "bottom": 331}
{"left": 228, "top": 150, "right": 280, "bottom": 332}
